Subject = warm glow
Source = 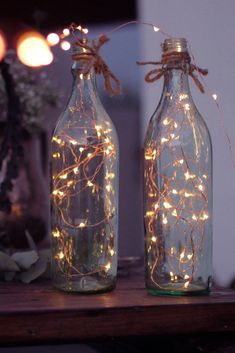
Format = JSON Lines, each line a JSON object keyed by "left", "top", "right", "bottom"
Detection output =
{"left": 163, "top": 201, "right": 172, "bottom": 209}
{"left": 16, "top": 31, "right": 53, "bottom": 67}
{"left": 184, "top": 170, "right": 195, "bottom": 180}
{"left": 47, "top": 33, "right": 60, "bottom": 46}
{"left": 172, "top": 189, "right": 178, "bottom": 194}
{"left": 58, "top": 251, "right": 64, "bottom": 259}
{"left": 105, "top": 262, "right": 111, "bottom": 270}
{"left": 146, "top": 211, "right": 154, "bottom": 217}
{"left": 212, "top": 93, "right": 218, "bottom": 101}
{"left": 163, "top": 216, "right": 168, "bottom": 224}
{"left": 79, "top": 222, "right": 86, "bottom": 228}
{"left": 63, "top": 28, "right": 70, "bottom": 36}
{"left": 60, "top": 41, "right": 71, "bottom": 51}
{"left": 0, "top": 31, "right": 6, "bottom": 61}
{"left": 163, "top": 118, "right": 170, "bottom": 125}
{"left": 153, "top": 26, "right": 160, "bottom": 32}
{"left": 52, "top": 229, "right": 60, "bottom": 238}
{"left": 59, "top": 173, "right": 68, "bottom": 179}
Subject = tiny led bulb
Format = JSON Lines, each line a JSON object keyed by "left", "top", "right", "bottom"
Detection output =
{"left": 63, "top": 28, "right": 70, "bottom": 36}
{"left": 198, "top": 184, "right": 204, "bottom": 191}
{"left": 60, "top": 41, "right": 71, "bottom": 51}
{"left": 52, "top": 229, "right": 60, "bottom": 238}
{"left": 105, "top": 262, "right": 111, "bottom": 270}
{"left": 47, "top": 33, "right": 60, "bottom": 46}
{"left": 212, "top": 94, "right": 218, "bottom": 101}
{"left": 153, "top": 26, "right": 160, "bottom": 32}
{"left": 163, "top": 201, "right": 172, "bottom": 209}
{"left": 151, "top": 236, "right": 157, "bottom": 243}
{"left": 79, "top": 222, "right": 86, "bottom": 228}
{"left": 163, "top": 118, "right": 170, "bottom": 125}
{"left": 59, "top": 174, "right": 67, "bottom": 179}
{"left": 106, "top": 184, "right": 111, "bottom": 192}
{"left": 58, "top": 251, "right": 64, "bottom": 259}
{"left": 163, "top": 217, "right": 168, "bottom": 225}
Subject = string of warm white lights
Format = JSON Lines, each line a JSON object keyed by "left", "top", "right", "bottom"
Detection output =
{"left": 52, "top": 128, "right": 117, "bottom": 280}
{"left": 144, "top": 108, "right": 210, "bottom": 291}
{"left": 51, "top": 48, "right": 118, "bottom": 290}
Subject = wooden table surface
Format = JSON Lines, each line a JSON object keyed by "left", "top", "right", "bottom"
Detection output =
{"left": 1, "top": 276, "right": 235, "bottom": 345}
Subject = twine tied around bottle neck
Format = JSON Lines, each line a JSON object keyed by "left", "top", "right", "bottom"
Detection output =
{"left": 72, "top": 34, "right": 121, "bottom": 96}
{"left": 137, "top": 51, "right": 208, "bottom": 93}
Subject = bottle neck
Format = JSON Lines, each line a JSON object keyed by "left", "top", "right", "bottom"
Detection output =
{"left": 162, "top": 65, "right": 191, "bottom": 100}
{"left": 70, "top": 62, "right": 98, "bottom": 102}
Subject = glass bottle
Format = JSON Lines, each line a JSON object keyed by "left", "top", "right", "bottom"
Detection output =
{"left": 51, "top": 44, "right": 119, "bottom": 293}
{"left": 144, "top": 38, "right": 212, "bottom": 295}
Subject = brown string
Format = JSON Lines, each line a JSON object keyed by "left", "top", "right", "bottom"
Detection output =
{"left": 137, "top": 51, "right": 208, "bottom": 93}
{"left": 72, "top": 34, "right": 121, "bottom": 96}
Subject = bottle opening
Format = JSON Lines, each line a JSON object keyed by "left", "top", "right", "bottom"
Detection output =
{"left": 162, "top": 38, "right": 188, "bottom": 53}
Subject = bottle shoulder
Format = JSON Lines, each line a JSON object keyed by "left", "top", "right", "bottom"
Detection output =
{"left": 144, "top": 99, "right": 212, "bottom": 149}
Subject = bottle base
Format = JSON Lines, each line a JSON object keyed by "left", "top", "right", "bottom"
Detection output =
{"left": 53, "top": 275, "right": 116, "bottom": 294}
{"left": 147, "top": 282, "right": 210, "bottom": 296}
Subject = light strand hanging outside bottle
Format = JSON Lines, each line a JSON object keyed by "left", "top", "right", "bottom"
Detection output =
{"left": 51, "top": 32, "right": 120, "bottom": 293}
{"left": 140, "top": 38, "right": 213, "bottom": 295}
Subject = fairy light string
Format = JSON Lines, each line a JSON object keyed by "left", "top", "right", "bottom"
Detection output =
{"left": 51, "top": 25, "right": 118, "bottom": 286}
{"left": 50, "top": 20, "right": 233, "bottom": 289}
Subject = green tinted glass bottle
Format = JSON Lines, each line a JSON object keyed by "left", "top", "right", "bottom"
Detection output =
{"left": 144, "top": 38, "right": 212, "bottom": 295}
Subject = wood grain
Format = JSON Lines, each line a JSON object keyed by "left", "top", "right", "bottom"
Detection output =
{"left": 0, "top": 277, "right": 235, "bottom": 345}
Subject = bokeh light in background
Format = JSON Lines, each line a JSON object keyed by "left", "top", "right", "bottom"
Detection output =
{"left": 47, "top": 33, "right": 60, "bottom": 46}
{"left": 16, "top": 31, "right": 53, "bottom": 67}
{"left": 60, "top": 40, "right": 71, "bottom": 51}
{"left": 0, "top": 31, "right": 6, "bottom": 61}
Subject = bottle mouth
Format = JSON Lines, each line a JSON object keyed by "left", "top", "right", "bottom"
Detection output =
{"left": 162, "top": 38, "right": 188, "bottom": 53}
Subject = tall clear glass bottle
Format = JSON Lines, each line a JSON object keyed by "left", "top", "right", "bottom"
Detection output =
{"left": 144, "top": 38, "right": 212, "bottom": 295}
{"left": 51, "top": 45, "right": 119, "bottom": 293}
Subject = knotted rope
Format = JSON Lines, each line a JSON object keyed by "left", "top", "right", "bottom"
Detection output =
{"left": 72, "top": 34, "right": 121, "bottom": 96}
{"left": 137, "top": 51, "right": 208, "bottom": 93}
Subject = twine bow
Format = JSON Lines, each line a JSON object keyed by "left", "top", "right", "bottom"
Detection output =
{"left": 137, "top": 51, "right": 208, "bottom": 93}
{"left": 72, "top": 34, "right": 121, "bottom": 96}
